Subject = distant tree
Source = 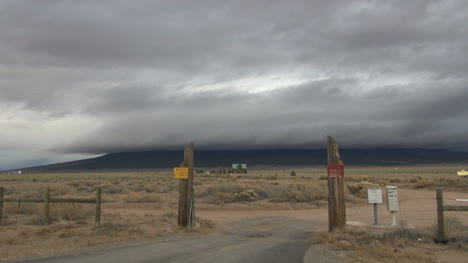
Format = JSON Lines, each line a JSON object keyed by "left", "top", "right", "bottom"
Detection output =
{"left": 290, "top": 171, "right": 296, "bottom": 176}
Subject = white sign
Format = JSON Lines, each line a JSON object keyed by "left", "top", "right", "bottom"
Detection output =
{"left": 368, "top": 187, "right": 383, "bottom": 204}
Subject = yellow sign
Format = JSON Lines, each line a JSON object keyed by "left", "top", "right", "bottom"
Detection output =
{"left": 457, "top": 170, "right": 468, "bottom": 176}
{"left": 174, "top": 167, "right": 189, "bottom": 179}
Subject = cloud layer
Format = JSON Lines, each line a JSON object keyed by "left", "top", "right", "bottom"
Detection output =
{"left": 1, "top": 0, "right": 467, "bottom": 168}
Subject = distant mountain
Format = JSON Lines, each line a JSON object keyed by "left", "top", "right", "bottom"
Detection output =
{"left": 7, "top": 148, "right": 468, "bottom": 173}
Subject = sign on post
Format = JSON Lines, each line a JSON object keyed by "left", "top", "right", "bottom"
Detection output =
{"left": 174, "top": 167, "right": 189, "bottom": 179}
{"left": 327, "top": 164, "right": 344, "bottom": 178}
{"left": 367, "top": 188, "right": 383, "bottom": 204}
{"left": 368, "top": 187, "right": 382, "bottom": 225}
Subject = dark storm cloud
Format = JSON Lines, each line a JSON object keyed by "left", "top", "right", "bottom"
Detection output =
{"left": 59, "top": 81, "right": 468, "bottom": 153}
{"left": 0, "top": 0, "right": 467, "bottom": 164}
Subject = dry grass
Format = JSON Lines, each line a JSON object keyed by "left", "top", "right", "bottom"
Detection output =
{"left": 314, "top": 226, "right": 436, "bottom": 263}
{"left": 121, "top": 191, "right": 163, "bottom": 203}
{"left": 315, "top": 218, "right": 468, "bottom": 263}
{"left": 0, "top": 165, "right": 466, "bottom": 261}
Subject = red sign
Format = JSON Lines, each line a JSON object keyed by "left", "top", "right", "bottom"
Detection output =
{"left": 327, "top": 164, "right": 344, "bottom": 178}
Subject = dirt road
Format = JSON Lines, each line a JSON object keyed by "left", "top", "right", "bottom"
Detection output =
{"left": 6, "top": 217, "right": 336, "bottom": 263}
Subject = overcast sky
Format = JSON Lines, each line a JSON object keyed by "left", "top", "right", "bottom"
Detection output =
{"left": 1, "top": 0, "right": 468, "bottom": 169}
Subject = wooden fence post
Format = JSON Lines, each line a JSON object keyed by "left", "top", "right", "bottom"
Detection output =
{"left": 178, "top": 142, "right": 195, "bottom": 230}
{"left": 186, "top": 142, "right": 195, "bottom": 231}
{"left": 44, "top": 187, "right": 50, "bottom": 225}
{"left": 0, "top": 187, "right": 4, "bottom": 221}
{"left": 327, "top": 136, "right": 346, "bottom": 231}
{"left": 95, "top": 187, "right": 102, "bottom": 225}
{"left": 435, "top": 188, "right": 447, "bottom": 243}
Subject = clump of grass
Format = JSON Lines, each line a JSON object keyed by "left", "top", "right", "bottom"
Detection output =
{"left": 50, "top": 203, "right": 95, "bottom": 222}
{"left": 4, "top": 203, "right": 39, "bottom": 216}
{"left": 314, "top": 226, "right": 434, "bottom": 263}
{"left": 318, "top": 175, "right": 328, "bottom": 180}
{"left": 207, "top": 192, "right": 234, "bottom": 204}
{"left": 346, "top": 181, "right": 380, "bottom": 198}
{"left": 206, "top": 183, "right": 244, "bottom": 195}
{"left": 269, "top": 184, "right": 327, "bottom": 202}
{"left": 24, "top": 203, "right": 95, "bottom": 225}
{"left": 122, "top": 192, "right": 162, "bottom": 203}
{"left": 234, "top": 190, "right": 257, "bottom": 202}
{"left": 443, "top": 217, "right": 468, "bottom": 249}
{"left": 413, "top": 178, "right": 436, "bottom": 189}
{"left": 194, "top": 218, "right": 216, "bottom": 233}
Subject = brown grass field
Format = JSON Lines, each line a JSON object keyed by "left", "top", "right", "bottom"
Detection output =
{"left": 0, "top": 165, "right": 467, "bottom": 262}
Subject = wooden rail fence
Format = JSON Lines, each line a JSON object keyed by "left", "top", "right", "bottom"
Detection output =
{"left": 435, "top": 188, "right": 468, "bottom": 243}
{"left": 0, "top": 186, "right": 102, "bottom": 225}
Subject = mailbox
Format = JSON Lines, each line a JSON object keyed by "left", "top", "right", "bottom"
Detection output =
{"left": 385, "top": 186, "right": 399, "bottom": 212}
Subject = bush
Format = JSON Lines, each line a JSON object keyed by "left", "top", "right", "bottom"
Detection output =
{"left": 347, "top": 181, "right": 380, "bottom": 198}
{"left": 207, "top": 192, "right": 234, "bottom": 204}
{"left": 122, "top": 192, "right": 162, "bottom": 203}
{"left": 25, "top": 203, "right": 94, "bottom": 225}
{"left": 234, "top": 190, "right": 257, "bottom": 202}
{"left": 414, "top": 179, "right": 436, "bottom": 189}
{"left": 269, "top": 184, "right": 327, "bottom": 202}
{"left": 206, "top": 183, "right": 244, "bottom": 195}
{"left": 290, "top": 171, "right": 296, "bottom": 177}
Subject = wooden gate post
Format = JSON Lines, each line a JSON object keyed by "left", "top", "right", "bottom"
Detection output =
{"left": 435, "top": 188, "right": 447, "bottom": 243}
{"left": 0, "top": 187, "right": 4, "bottom": 221}
{"left": 178, "top": 142, "right": 195, "bottom": 229}
{"left": 327, "top": 136, "right": 346, "bottom": 231}
{"left": 95, "top": 187, "right": 102, "bottom": 225}
{"left": 44, "top": 187, "right": 50, "bottom": 225}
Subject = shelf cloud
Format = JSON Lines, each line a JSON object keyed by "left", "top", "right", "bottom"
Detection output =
{"left": 1, "top": 0, "right": 467, "bottom": 168}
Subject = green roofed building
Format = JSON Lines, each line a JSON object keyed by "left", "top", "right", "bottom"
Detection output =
{"left": 231, "top": 164, "right": 248, "bottom": 173}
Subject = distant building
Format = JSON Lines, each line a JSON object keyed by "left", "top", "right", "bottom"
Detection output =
{"left": 231, "top": 164, "right": 248, "bottom": 173}
{"left": 457, "top": 170, "right": 468, "bottom": 178}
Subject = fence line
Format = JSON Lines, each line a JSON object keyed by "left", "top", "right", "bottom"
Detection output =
{"left": 435, "top": 188, "right": 468, "bottom": 243}
{"left": 0, "top": 186, "right": 102, "bottom": 225}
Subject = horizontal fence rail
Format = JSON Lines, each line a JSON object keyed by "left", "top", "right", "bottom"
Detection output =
{"left": 443, "top": 205, "right": 468, "bottom": 212}
{"left": 0, "top": 187, "right": 102, "bottom": 225}
{"left": 0, "top": 198, "right": 97, "bottom": 203}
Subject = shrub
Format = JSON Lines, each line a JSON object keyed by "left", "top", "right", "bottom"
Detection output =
{"left": 206, "top": 183, "right": 244, "bottom": 195}
{"left": 347, "top": 181, "right": 379, "bottom": 198}
{"left": 122, "top": 192, "right": 162, "bottom": 203}
{"left": 234, "top": 190, "right": 257, "bottom": 202}
{"left": 269, "top": 184, "right": 327, "bottom": 202}
{"left": 290, "top": 171, "right": 296, "bottom": 177}
{"left": 414, "top": 179, "right": 435, "bottom": 189}
{"left": 207, "top": 192, "right": 234, "bottom": 204}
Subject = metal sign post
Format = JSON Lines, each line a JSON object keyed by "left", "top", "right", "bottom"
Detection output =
{"left": 368, "top": 187, "right": 383, "bottom": 225}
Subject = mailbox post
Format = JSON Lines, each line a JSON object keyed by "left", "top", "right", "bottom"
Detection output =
{"left": 385, "top": 186, "right": 399, "bottom": 226}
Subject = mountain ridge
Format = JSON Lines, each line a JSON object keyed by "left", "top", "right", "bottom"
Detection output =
{"left": 5, "top": 148, "right": 468, "bottom": 172}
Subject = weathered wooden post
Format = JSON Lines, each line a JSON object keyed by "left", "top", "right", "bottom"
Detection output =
{"left": 435, "top": 188, "right": 447, "bottom": 243}
{"left": 327, "top": 136, "right": 346, "bottom": 231}
{"left": 0, "top": 187, "right": 4, "bottom": 221}
{"left": 44, "top": 187, "right": 50, "bottom": 225}
{"left": 177, "top": 142, "right": 195, "bottom": 230}
{"left": 95, "top": 187, "right": 102, "bottom": 225}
